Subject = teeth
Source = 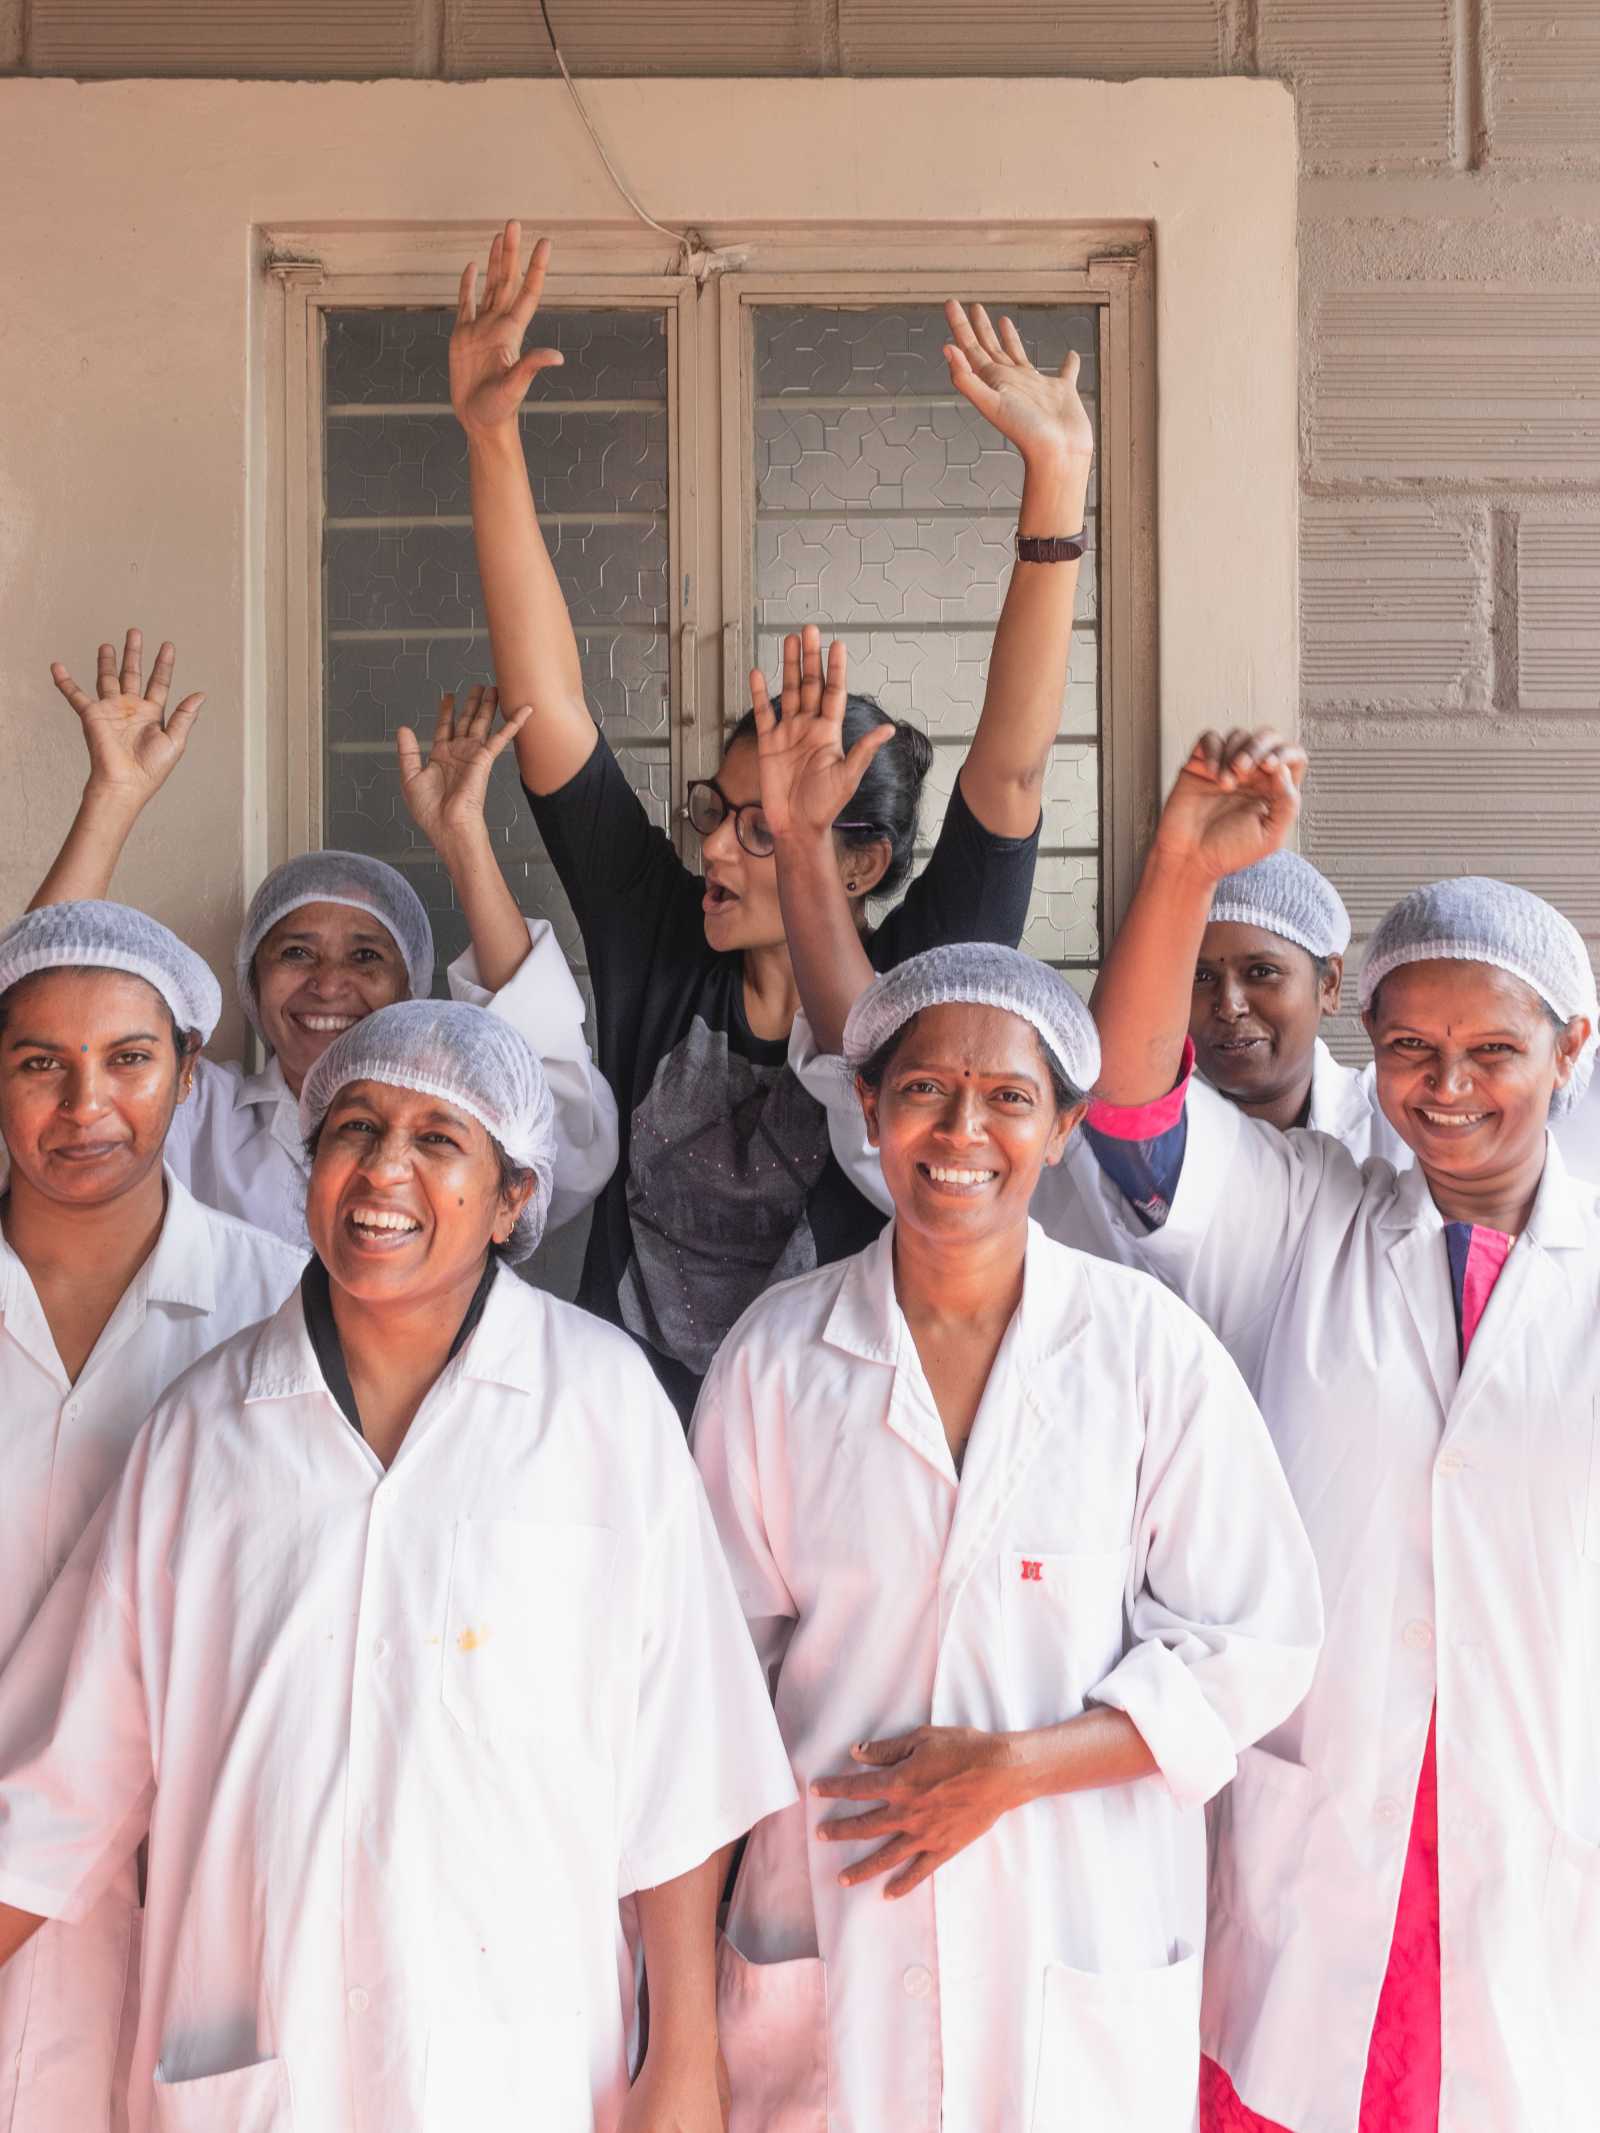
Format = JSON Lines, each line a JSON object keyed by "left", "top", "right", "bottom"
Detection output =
{"left": 299, "top": 1015, "right": 357, "bottom": 1033}
{"left": 350, "top": 1209, "right": 422, "bottom": 1234}
{"left": 926, "top": 1166, "right": 999, "bottom": 1186}
{"left": 1417, "top": 1108, "right": 1487, "bottom": 1127}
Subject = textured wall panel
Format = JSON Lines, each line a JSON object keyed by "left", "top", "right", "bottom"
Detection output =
{"left": 1309, "top": 288, "right": 1600, "bottom": 480}
{"left": 29, "top": 0, "right": 423, "bottom": 76}
{"left": 1303, "top": 739, "right": 1600, "bottom": 934}
{"left": 1301, "top": 503, "right": 1483, "bottom": 707}
{"left": 1259, "top": 0, "right": 1454, "bottom": 169}
{"left": 447, "top": 0, "right": 828, "bottom": 75}
{"left": 1518, "top": 519, "right": 1600, "bottom": 712}
{"left": 838, "top": 0, "right": 1222, "bottom": 75}
{"left": 1486, "top": 0, "right": 1600, "bottom": 163}
{"left": 751, "top": 624, "right": 1097, "bottom": 742}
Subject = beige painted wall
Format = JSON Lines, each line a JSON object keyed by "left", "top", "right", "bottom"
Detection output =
{"left": 0, "top": 74, "right": 1297, "bottom": 1054}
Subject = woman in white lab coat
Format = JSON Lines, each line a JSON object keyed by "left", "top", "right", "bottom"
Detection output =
{"left": 34, "top": 629, "right": 617, "bottom": 1244}
{"left": 0, "top": 901, "right": 305, "bottom": 2133}
{"left": 1083, "top": 728, "right": 1600, "bottom": 2133}
{"left": 692, "top": 942, "right": 1322, "bottom": 2133}
{"left": 0, "top": 1000, "right": 793, "bottom": 2133}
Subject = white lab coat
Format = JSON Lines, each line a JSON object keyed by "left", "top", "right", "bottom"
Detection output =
{"left": 0, "top": 1174, "right": 303, "bottom": 2133}
{"left": 165, "top": 919, "right": 618, "bottom": 1246}
{"left": 1087, "top": 1078, "right": 1600, "bottom": 2133}
{"left": 1553, "top": 1065, "right": 1600, "bottom": 1182}
{"left": 0, "top": 1266, "right": 793, "bottom": 2133}
{"left": 691, "top": 1220, "right": 1322, "bottom": 2133}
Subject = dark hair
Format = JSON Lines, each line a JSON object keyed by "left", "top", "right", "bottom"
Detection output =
{"left": 303, "top": 1114, "right": 536, "bottom": 1261}
{"left": 0, "top": 967, "right": 193, "bottom": 1055}
{"left": 853, "top": 1007, "right": 1084, "bottom": 1110}
{"left": 727, "top": 692, "right": 934, "bottom": 902}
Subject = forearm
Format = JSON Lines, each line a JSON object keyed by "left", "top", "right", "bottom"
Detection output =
{"left": 465, "top": 426, "right": 597, "bottom": 795}
{"left": 958, "top": 452, "right": 1091, "bottom": 838}
{"left": 0, "top": 1903, "right": 46, "bottom": 1968}
{"left": 634, "top": 1851, "right": 722, "bottom": 2080}
{"left": 1008, "top": 1707, "right": 1158, "bottom": 1805}
{"left": 771, "top": 831, "right": 876, "bottom": 1056}
{"left": 1089, "top": 845, "right": 1215, "bottom": 1105}
{"left": 432, "top": 824, "right": 532, "bottom": 992}
{"left": 29, "top": 788, "right": 142, "bottom": 909}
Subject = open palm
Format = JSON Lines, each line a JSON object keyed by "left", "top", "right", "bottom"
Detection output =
{"left": 50, "top": 627, "right": 205, "bottom": 803}
{"left": 450, "top": 221, "right": 566, "bottom": 437}
{"left": 752, "top": 626, "right": 893, "bottom": 840}
{"left": 943, "top": 299, "right": 1094, "bottom": 467}
{"left": 1158, "top": 728, "right": 1306, "bottom": 882}
{"left": 397, "top": 686, "right": 530, "bottom": 846}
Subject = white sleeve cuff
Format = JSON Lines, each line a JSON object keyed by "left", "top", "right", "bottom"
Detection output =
{"left": 1088, "top": 1637, "right": 1240, "bottom": 1811}
{"left": 787, "top": 1012, "right": 892, "bottom": 1218}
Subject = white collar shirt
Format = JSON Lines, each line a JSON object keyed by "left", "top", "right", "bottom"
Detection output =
{"left": 692, "top": 1221, "right": 1321, "bottom": 2133}
{"left": 0, "top": 1172, "right": 304, "bottom": 2133}
{"left": 1096, "top": 1079, "right": 1600, "bottom": 2133}
{"left": 0, "top": 1271, "right": 793, "bottom": 2133}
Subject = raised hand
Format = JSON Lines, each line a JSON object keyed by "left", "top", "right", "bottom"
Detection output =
{"left": 49, "top": 628, "right": 205, "bottom": 810}
{"left": 1154, "top": 726, "right": 1307, "bottom": 883}
{"left": 396, "top": 686, "right": 532, "bottom": 852}
{"left": 450, "top": 220, "right": 566, "bottom": 438}
{"left": 751, "top": 625, "right": 893, "bottom": 843}
{"left": 943, "top": 300, "right": 1094, "bottom": 471}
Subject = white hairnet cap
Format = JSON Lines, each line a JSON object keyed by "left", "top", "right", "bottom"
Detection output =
{"left": 236, "top": 852, "right": 434, "bottom": 1042}
{"left": 1209, "top": 850, "right": 1352, "bottom": 961}
{"left": 298, "top": 1000, "right": 556, "bottom": 1261}
{"left": 0, "top": 900, "right": 221, "bottom": 1043}
{"left": 1359, "top": 876, "right": 1598, "bottom": 1117}
{"left": 843, "top": 942, "right": 1100, "bottom": 1097}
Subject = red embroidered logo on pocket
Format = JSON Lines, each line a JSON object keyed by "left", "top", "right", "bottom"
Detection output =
{"left": 1020, "top": 1559, "right": 1044, "bottom": 1582}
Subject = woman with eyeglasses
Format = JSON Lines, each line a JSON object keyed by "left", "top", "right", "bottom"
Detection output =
{"left": 451, "top": 218, "right": 1093, "bottom": 1414}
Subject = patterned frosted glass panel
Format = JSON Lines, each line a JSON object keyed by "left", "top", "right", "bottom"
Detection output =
{"left": 752, "top": 303, "right": 1101, "bottom": 967}
{"left": 322, "top": 307, "right": 671, "bottom": 1295}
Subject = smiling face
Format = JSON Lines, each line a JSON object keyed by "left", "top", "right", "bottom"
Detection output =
{"left": 251, "top": 902, "right": 411, "bottom": 1094}
{"left": 1365, "top": 959, "right": 1587, "bottom": 1186}
{"left": 857, "top": 1001, "right": 1081, "bottom": 1246}
{"left": 0, "top": 969, "right": 196, "bottom": 1210}
{"left": 1190, "top": 921, "right": 1340, "bottom": 1114}
{"left": 305, "top": 1079, "right": 533, "bottom": 1309}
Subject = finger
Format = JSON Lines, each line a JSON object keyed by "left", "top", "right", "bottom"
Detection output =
{"left": 814, "top": 1803, "right": 898, "bottom": 1841}
{"left": 96, "top": 642, "right": 120, "bottom": 700}
{"left": 510, "top": 348, "right": 565, "bottom": 396}
{"left": 510, "top": 235, "right": 553, "bottom": 331}
{"left": 851, "top": 1734, "right": 921, "bottom": 1767}
{"left": 997, "top": 315, "right": 1031, "bottom": 368}
{"left": 942, "top": 297, "right": 984, "bottom": 363}
{"left": 466, "top": 684, "right": 498, "bottom": 742}
{"left": 120, "top": 627, "right": 143, "bottom": 700}
{"left": 50, "top": 664, "right": 94, "bottom": 716}
{"left": 1187, "top": 731, "right": 1225, "bottom": 771}
{"left": 840, "top": 723, "right": 895, "bottom": 790}
{"left": 749, "top": 670, "right": 778, "bottom": 739}
{"left": 884, "top": 1851, "right": 940, "bottom": 1901}
{"left": 837, "top": 1835, "right": 920, "bottom": 1890}
{"left": 395, "top": 726, "right": 423, "bottom": 782}
{"left": 164, "top": 693, "right": 205, "bottom": 750}
{"left": 485, "top": 229, "right": 504, "bottom": 312}
{"left": 780, "top": 632, "right": 802, "bottom": 718}
{"left": 799, "top": 622, "right": 824, "bottom": 710}
{"left": 820, "top": 638, "right": 851, "bottom": 728}
{"left": 499, "top": 221, "right": 521, "bottom": 312}
{"left": 456, "top": 258, "right": 478, "bottom": 325}
{"left": 1057, "top": 348, "right": 1083, "bottom": 389}
{"left": 970, "top": 302, "right": 1007, "bottom": 364}
{"left": 484, "top": 703, "right": 533, "bottom": 758}
{"left": 944, "top": 343, "right": 1003, "bottom": 424}
{"left": 146, "top": 640, "right": 176, "bottom": 713}
{"left": 810, "top": 1770, "right": 896, "bottom": 1801}
{"left": 433, "top": 692, "right": 457, "bottom": 747}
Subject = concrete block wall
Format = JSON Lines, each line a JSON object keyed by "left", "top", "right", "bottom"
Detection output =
{"left": 5, "top": 1, "right": 1598, "bottom": 1036}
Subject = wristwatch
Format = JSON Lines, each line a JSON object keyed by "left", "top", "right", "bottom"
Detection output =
{"left": 1015, "top": 529, "right": 1088, "bottom": 563}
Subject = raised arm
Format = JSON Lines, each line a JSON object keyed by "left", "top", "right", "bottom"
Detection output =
{"left": 397, "top": 684, "right": 533, "bottom": 990}
{"left": 1090, "top": 729, "right": 1305, "bottom": 1105}
{"left": 945, "top": 300, "right": 1094, "bottom": 837}
{"left": 30, "top": 628, "right": 205, "bottom": 909}
{"left": 450, "top": 222, "right": 597, "bottom": 798}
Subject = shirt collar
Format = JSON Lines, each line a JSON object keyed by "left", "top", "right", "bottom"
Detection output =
{"left": 1307, "top": 1038, "right": 1371, "bottom": 1138}
{"left": 1374, "top": 1127, "right": 1586, "bottom": 1250}
{"left": 0, "top": 1165, "right": 218, "bottom": 1318}
{"left": 822, "top": 1216, "right": 1092, "bottom": 1369}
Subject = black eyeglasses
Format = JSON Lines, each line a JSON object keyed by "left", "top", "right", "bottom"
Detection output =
{"left": 685, "top": 779, "right": 882, "bottom": 860}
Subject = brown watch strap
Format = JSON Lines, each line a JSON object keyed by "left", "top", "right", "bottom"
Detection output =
{"left": 1014, "top": 529, "right": 1088, "bottom": 563}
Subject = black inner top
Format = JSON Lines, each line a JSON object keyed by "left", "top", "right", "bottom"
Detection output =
{"left": 299, "top": 1253, "right": 499, "bottom": 1439}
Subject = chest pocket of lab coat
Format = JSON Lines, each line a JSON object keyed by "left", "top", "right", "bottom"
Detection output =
{"left": 1003, "top": 1547, "right": 1131, "bottom": 1730}
{"left": 441, "top": 1520, "right": 617, "bottom": 1752}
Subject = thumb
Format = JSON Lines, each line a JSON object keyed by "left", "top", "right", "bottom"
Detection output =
{"left": 164, "top": 694, "right": 205, "bottom": 750}
{"left": 840, "top": 721, "right": 895, "bottom": 792}
{"left": 395, "top": 726, "right": 423, "bottom": 783}
{"left": 511, "top": 348, "right": 564, "bottom": 397}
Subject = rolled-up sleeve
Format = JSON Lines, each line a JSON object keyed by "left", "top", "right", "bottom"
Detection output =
{"left": 448, "top": 916, "right": 619, "bottom": 1229}
{"left": 786, "top": 1013, "right": 891, "bottom": 1219}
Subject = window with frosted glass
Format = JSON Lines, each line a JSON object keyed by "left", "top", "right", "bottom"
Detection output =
{"left": 321, "top": 306, "right": 671, "bottom": 997}
{"left": 751, "top": 304, "right": 1101, "bottom": 970}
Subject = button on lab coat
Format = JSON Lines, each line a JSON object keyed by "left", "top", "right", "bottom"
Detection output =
{"left": 0, "top": 1174, "right": 303, "bottom": 2133}
{"left": 0, "top": 1270, "right": 794, "bottom": 2133}
{"left": 1089, "top": 1079, "right": 1600, "bottom": 2133}
{"left": 692, "top": 1220, "right": 1322, "bottom": 2133}
{"left": 166, "top": 919, "right": 619, "bottom": 1246}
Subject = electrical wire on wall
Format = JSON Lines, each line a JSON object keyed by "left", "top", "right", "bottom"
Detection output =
{"left": 533, "top": 0, "right": 748, "bottom": 281}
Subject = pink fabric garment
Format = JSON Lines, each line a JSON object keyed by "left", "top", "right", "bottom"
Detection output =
{"left": 1202, "top": 1223, "right": 1513, "bottom": 2133}
{"left": 1084, "top": 1035, "right": 1195, "bottom": 1139}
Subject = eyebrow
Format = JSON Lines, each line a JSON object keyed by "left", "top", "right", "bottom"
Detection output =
{"left": 892, "top": 1056, "right": 1045, "bottom": 1087}
{"left": 4, "top": 1031, "right": 164, "bottom": 1052}
{"left": 272, "top": 927, "right": 393, "bottom": 948}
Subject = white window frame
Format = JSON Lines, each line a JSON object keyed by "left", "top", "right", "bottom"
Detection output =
{"left": 267, "top": 220, "right": 1154, "bottom": 939}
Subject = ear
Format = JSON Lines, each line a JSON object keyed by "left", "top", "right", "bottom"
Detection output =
{"left": 1319, "top": 951, "right": 1344, "bottom": 1016}
{"left": 493, "top": 1171, "right": 538, "bottom": 1246}
{"left": 1552, "top": 1015, "right": 1591, "bottom": 1091}
{"left": 176, "top": 1030, "right": 202, "bottom": 1104}
{"left": 856, "top": 1075, "right": 882, "bottom": 1149}
{"left": 1043, "top": 1098, "right": 1089, "bottom": 1168}
{"left": 836, "top": 836, "right": 892, "bottom": 903}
